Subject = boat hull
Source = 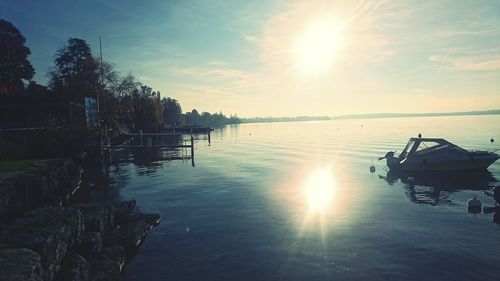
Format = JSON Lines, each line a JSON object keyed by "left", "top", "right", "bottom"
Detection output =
{"left": 399, "top": 156, "right": 499, "bottom": 172}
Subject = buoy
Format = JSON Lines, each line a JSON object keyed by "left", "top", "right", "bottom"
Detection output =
{"left": 370, "top": 165, "right": 375, "bottom": 173}
{"left": 418, "top": 133, "right": 422, "bottom": 138}
{"left": 407, "top": 176, "right": 415, "bottom": 182}
{"left": 467, "top": 195, "right": 482, "bottom": 213}
{"left": 491, "top": 138, "right": 495, "bottom": 143}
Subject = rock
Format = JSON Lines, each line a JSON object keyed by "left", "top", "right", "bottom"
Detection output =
{"left": 0, "top": 158, "right": 83, "bottom": 224}
{"left": 0, "top": 248, "right": 43, "bottom": 281}
{"left": 101, "top": 246, "right": 125, "bottom": 272}
{"left": 74, "top": 204, "right": 114, "bottom": 235}
{"left": 55, "top": 253, "right": 89, "bottom": 281}
{"left": 102, "top": 213, "right": 160, "bottom": 253}
{"left": 113, "top": 200, "right": 136, "bottom": 225}
{"left": 1, "top": 207, "right": 84, "bottom": 281}
{"left": 76, "top": 232, "right": 101, "bottom": 259}
{"left": 89, "top": 252, "right": 122, "bottom": 281}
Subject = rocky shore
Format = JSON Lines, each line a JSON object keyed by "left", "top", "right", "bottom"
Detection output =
{"left": 0, "top": 158, "right": 160, "bottom": 281}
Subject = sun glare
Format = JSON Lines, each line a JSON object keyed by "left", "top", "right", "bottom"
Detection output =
{"left": 304, "top": 168, "right": 336, "bottom": 212}
{"left": 295, "top": 19, "right": 343, "bottom": 74}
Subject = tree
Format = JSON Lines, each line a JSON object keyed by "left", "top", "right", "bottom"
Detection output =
{"left": 0, "top": 19, "right": 34, "bottom": 95}
{"left": 26, "top": 81, "right": 49, "bottom": 96}
{"left": 162, "top": 97, "right": 183, "bottom": 126}
{"left": 128, "top": 83, "right": 163, "bottom": 130}
{"left": 49, "top": 38, "right": 98, "bottom": 99}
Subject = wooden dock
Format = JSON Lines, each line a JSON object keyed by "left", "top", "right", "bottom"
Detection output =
{"left": 102, "top": 129, "right": 211, "bottom": 167}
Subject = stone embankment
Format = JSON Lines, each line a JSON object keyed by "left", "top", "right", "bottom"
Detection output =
{"left": 0, "top": 159, "right": 160, "bottom": 281}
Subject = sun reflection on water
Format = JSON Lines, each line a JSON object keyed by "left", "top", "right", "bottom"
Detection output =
{"left": 304, "top": 168, "right": 336, "bottom": 212}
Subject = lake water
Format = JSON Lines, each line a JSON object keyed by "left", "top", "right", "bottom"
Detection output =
{"left": 113, "top": 115, "right": 500, "bottom": 281}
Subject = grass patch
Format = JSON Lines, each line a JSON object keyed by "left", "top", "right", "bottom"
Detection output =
{"left": 0, "top": 160, "right": 34, "bottom": 173}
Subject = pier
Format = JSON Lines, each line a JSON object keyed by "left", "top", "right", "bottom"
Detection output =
{"left": 102, "top": 128, "right": 211, "bottom": 167}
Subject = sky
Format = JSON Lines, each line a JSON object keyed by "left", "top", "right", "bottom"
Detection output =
{"left": 1, "top": 0, "right": 499, "bottom": 117}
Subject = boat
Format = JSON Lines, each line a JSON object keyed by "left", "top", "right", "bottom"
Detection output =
{"left": 379, "top": 137, "right": 499, "bottom": 171}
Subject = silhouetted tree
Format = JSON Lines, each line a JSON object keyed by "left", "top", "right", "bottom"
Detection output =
{"left": 0, "top": 19, "right": 34, "bottom": 95}
{"left": 130, "top": 84, "right": 163, "bottom": 130}
{"left": 162, "top": 97, "right": 183, "bottom": 126}
{"left": 49, "top": 38, "right": 98, "bottom": 99}
{"left": 26, "top": 81, "right": 49, "bottom": 96}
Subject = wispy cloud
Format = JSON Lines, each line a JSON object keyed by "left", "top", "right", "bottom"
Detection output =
{"left": 429, "top": 47, "right": 500, "bottom": 71}
{"left": 453, "top": 57, "right": 500, "bottom": 71}
{"left": 167, "top": 64, "right": 264, "bottom": 97}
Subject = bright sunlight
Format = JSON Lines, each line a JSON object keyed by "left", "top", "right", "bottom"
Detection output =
{"left": 304, "top": 168, "right": 336, "bottom": 212}
{"left": 294, "top": 19, "right": 344, "bottom": 75}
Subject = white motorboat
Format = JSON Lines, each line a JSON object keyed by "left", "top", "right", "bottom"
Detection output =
{"left": 380, "top": 137, "right": 499, "bottom": 171}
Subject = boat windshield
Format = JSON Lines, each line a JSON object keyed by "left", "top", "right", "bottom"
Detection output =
{"left": 413, "top": 140, "right": 454, "bottom": 155}
{"left": 416, "top": 141, "right": 442, "bottom": 152}
{"left": 399, "top": 139, "right": 415, "bottom": 159}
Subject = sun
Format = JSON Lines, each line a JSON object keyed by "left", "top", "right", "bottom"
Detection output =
{"left": 294, "top": 19, "right": 343, "bottom": 74}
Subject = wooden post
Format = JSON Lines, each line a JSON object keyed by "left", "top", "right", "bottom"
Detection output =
{"left": 207, "top": 129, "right": 211, "bottom": 146}
{"left": 191, "top": 135, "right": 195, "bottom": 167}
{"left": 140, "top": 130, "right": 143, "bottom": 146}
{"left": 99, "top": 136, "right": 104, "bottom": 157}
{"left": 173, "top": 127, "right": 176, "bottom": 145}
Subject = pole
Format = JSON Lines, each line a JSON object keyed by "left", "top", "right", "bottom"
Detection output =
{"left": 191, "top": 135, "right": 195, "bottom": 167}
{"left": 99, "top": 37, "right": 105, "bottom": 115}
{"left": 208, "top": 129, "right": 211, "bottom": 146}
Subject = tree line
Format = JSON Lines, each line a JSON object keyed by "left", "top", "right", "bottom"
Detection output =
{"left": 0, "top": 19, "right": 240, "bottom": 132}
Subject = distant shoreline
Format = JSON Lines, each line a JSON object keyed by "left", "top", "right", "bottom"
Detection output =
{"left": 331, "top": 109, "right": 500, "bottom": 120}
{"left": 239, "top": 110, "right": 500, "bottom": 125}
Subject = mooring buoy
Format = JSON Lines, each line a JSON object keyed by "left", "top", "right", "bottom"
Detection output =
{"left": 491, "top": 138, "right": 495, "bottom": 143}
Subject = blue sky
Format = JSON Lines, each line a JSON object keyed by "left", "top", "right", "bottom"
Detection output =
{"left": 1, "top": 0, "right": 499, "bottom": 117}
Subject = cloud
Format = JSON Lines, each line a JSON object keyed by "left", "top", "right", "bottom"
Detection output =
{"left": 429, "top": 51, "right": 500, "bottom": 71}
{"left": 167, "top": 64, "right": 264, "bottom": 97}
{"left": 453, "top": 57, "right": 500, "bottom": 71}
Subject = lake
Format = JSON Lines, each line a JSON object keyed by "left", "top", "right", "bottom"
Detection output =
{"left": 113, "top": 115, "right": 500, "bottom": 281}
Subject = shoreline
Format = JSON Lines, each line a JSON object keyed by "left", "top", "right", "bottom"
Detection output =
{"left": 0, "top": 157, "right": 160, "bottom": 281}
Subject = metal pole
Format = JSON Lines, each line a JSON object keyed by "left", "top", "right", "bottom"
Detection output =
{"left": 99, "top": 36, "right": 105, "bottom": 121}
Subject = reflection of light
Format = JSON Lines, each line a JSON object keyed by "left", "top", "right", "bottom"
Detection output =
{"left": 304, "top": 168, "right": 336, "bottom": 212}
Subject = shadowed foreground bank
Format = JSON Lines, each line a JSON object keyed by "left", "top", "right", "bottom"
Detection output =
{"left": 0, "top": 158, "right": 160, "bottom": 281}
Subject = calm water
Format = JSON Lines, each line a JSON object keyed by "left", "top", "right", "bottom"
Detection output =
{"left": 113, "top": 115, "right": 500, "bottom": 281}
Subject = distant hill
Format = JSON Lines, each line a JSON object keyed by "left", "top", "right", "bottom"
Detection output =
{"left": 238, "top": 110, "right": 500, "bottom": 125}
{"left": 240, "top": 116, "right": 330, "bottom": 124}
{"left": 332, "top": 110, "right": 500, "bottom": 120}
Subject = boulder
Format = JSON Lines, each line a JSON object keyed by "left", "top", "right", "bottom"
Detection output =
{"left": 1, "top": 207, "right": 84, "bottom": 281}
{"left": 113, "top": 200, "right": 136, "bottom": 225}
{"left": 102, "top": 213, "right": 160, "bottom": 253}
{"left": 74, "top": 204, "right": 114, "bottom": 235}
{"left": 76, "top": 232, "right": 102, "bottom": 260}
{"left": 88, "top": 247, "right": 125, "bottom": 281}
{"left": 55, "top": 253, "right": 89, "bottom": 281}
{"left": 0, "top": 159, "right": 82, "bottom": 224}
{"left": 0, "top": 248, "right": 43, "bottom": 281}
{"left": 101, "top": 246, "right": 125, "bottom": 273}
